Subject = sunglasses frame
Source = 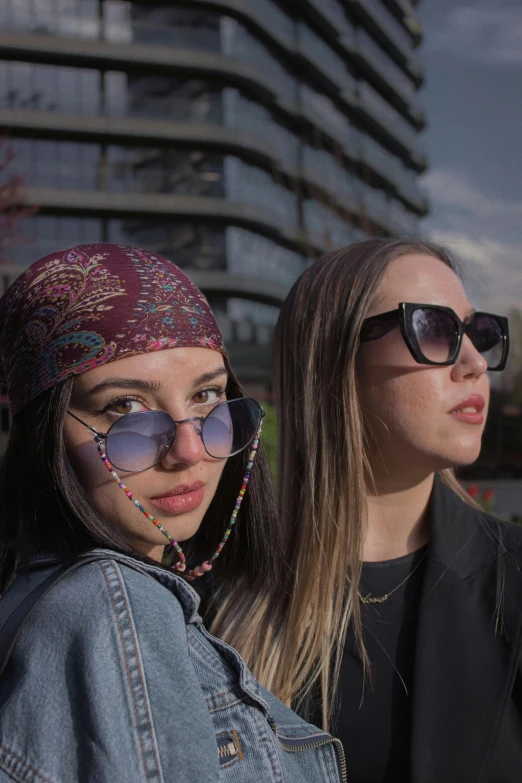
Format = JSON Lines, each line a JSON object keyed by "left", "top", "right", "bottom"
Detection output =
{"left": 360, "top": 302, "right": 510, "bottom": 371}
{"left": 68, "top": 397, "right": 265, "bottom": 472}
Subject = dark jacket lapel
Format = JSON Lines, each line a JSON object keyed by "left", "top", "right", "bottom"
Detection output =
{"left": 410, "top": 478, "right": 522, "bottom": 783}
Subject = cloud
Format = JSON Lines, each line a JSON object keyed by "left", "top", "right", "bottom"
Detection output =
{"left": 426, "top": 5, "right": 522, "bottom": 65}
{"left": 424, "top": 229, "right": 521, "bottom": 276}
{"left": 421, "top": 169, "right": 522, "bottom": 313}
{"left": 426, "top": 230, "right": 522, "bottom": 313}
{"left": 422, "top": 170, "right": 522, "bottom": 221}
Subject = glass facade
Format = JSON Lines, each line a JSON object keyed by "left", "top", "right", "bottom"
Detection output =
{"left": 361, "top": 0, "right": 415, "bottom": 58}
{"left": 356, "top": 27, "right": 417, "bottom": 104}
{"left": 9, "top": 138, "right": 227, "bottom": 197}
{"left": 10, "top": 215, "right": 228, "bottom": 272}
{"left": 0, "top": 0, "right": 427, "bottom": 395}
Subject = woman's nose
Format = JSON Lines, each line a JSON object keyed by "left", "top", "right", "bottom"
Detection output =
{"left": 160, "top": 419, "right": 207, "bottom": 468}
{"left": 451, "top": 334, "right": 488, "bottom": 381}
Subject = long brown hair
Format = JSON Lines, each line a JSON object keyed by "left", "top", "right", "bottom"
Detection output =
{"left": 267, "top": 238, "right": 476, "bottom": 727}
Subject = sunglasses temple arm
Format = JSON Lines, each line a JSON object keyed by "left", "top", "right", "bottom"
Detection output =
{"left": 67, "top": 410, "right": 106, "bottom": 439}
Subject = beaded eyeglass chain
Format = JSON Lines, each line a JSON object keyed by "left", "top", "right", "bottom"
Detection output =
{"left": 94, "top": 423, "right": 262, "bottom": 581}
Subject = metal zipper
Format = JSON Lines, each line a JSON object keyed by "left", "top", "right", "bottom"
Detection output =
{"left": 216, "top": 732, "right": 242, "bottom": 765}
{"left": 270, "top": 720, "right": 347, "bottom": 783}
{"left": 218, "top": 741, "right": 237, "bottom": 759}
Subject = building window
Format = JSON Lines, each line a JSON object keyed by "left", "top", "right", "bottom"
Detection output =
{"left": 0, "top": 61, "right": 101, "bottom": 114}
{"left": 105, "top": 147, "right": 225, "bottom": 197}
{"left": 130, "top": 5, "right": 221, "bottom": 51}
{"left": 226, "top": 227, "right": 306, "bottom": 286}
{"left": 228, "top": 299, "right": 280, "bottom": 327}
{"left": 303, "top": 199, "right": 357, "bottom": 249}
{"left": 108, "top": 220, "right": 227, "bottom": 271}
{"left": 8, "top": 216, "right": 103, "bottom": 266}
{"left": 223, "top": 89, "right": 300, "bottom": 168}
{"left": 220, "top": 17, "right": 297, "bottom": 104}
{"left": 224, "top": 158, "right": 299, "bottom": 229}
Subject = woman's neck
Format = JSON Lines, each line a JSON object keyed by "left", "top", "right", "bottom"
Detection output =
{"left": 363, "top": 472, "right": 434, "bottom": 562}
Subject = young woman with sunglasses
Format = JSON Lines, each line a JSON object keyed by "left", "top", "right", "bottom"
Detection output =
{"left": 0, "top": 244, "right": 346, "bottom": 783}
{"left": 272, "top": 238, "right": 521, "bottom": 783}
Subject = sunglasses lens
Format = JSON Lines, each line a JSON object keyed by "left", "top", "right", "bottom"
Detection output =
{"left": 412, "top": 308, "right": 458, "bottom": 363}
{"left": 106, "top": 411, "right": 175, "bottom": 472}
{"left": 472, "top": 315, "right": 504, "bottom": 369}
{"left": 203, "top": 398, "right": 262, "bottom": 458}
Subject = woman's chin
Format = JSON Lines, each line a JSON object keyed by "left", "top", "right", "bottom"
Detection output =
{"left": 155, "top": 512, "right": 204, "bottom": 544}
{"left": 434, "top": 443, "right": 483, "bottom": 470}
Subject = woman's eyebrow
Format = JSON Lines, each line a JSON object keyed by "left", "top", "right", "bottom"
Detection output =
{"left": 191, "top": 368, "right": 228, "bottom": 387}
{"left": 86, "top": 378, "right": 161, "bottom": 395}
{"left": 85, "top": 369, "right": 227, "bottom": 396}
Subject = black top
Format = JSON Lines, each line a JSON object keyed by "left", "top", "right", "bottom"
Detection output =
{"left": 300, "top": 478, "right": 522, "bottom": 781}
{"left": 332, "top": 545, "right": 428, "bottom": 783}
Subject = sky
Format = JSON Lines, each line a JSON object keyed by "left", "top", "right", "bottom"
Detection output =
{"left": 417, "top": 0, "right": 522, "bottom": 315}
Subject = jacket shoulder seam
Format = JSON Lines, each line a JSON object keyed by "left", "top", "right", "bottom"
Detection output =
{"left": 98, "top": 560, "right": 164, "bottom": 783}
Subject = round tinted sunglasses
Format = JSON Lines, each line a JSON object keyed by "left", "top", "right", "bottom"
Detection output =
{"left": 68, "top": 397, "right": 265, "bottom": 473}
{"left": 360, "top": 303, "right": 509, "bottom": 371}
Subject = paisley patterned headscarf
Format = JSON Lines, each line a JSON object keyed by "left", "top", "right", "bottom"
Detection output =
{"left": 0, "top": 244, "right": 226, "bottom": 415}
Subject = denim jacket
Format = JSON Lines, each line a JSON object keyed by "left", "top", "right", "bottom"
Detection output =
{"left": 0, "top": 550, "right": 346, "bottom": 782}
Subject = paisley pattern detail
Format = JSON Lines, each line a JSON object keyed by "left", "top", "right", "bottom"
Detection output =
{"left": 0, "top": 244, "right": 226, "bottom": 414}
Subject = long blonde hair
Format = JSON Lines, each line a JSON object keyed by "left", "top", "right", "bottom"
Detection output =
{"left": 260, "top": 238, "right": 475, "bottom": 728}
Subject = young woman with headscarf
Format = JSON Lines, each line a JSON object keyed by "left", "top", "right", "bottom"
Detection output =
{"left": 0, "top": 244, "right": 346, "bottom": 782}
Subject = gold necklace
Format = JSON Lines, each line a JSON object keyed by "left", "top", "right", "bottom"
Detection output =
{"left": 358, "top": 550, "right": 428, "bottom": 605}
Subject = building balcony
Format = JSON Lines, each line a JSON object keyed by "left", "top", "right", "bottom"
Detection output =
{"left": 356, "top": 83, "right": 422, "bottom": 158}
{"left": 307, "top": 0, "right": 355, "bottom": 39}
{"left": 193, "top": 0, "right": 296, "bottom": 52}
{"left": 0, "top": 28, "right": 425, "bottom": 175}
{"left": 346, "top": 0, "right": 417, "bottom": 64}
{"left": 360, "top": 147, "right": 400, "bottom": 187}
{"left": 20, "top": 186, "right": 314, "bottom": 254}
{"left": 302, "top": 160, "right": 359, "bottom": 217}
{"left": 1, "top": 106, "right": 422, "bottom": 239}
{"left": 388, "top": 0, "right": 415, "bottom": 16}
{"left": 410, "top": 150, "right": 428, "bottom": 173}
{"left": 215, "top": 314, "right": 275, "bottom": 387}
{"left": 396, "top": 178, "right": 429, "bottom": 215}
{"left": 1, "top": 0, "right": 297, "bottom": 63}
{"left": 0, "top": 30, "right": 349, "bottom": 163}
{"left": 1, "top": 104, "right": 424, "bottom": 232}
{"left": 354, "top": 28, "right": 417, "bottom": 112}
{"left": 0, "top": 108, "right": 300, "bottom": 179}
{"left": 189, "top": 270, "right": 289, "bottom": 308}
{"left": 0, "top": 30, "right": 280, "bottom": 106}
{"left": 296, "top": 23, "right": 357, "bottom": 100}
{"left": 2, "top": 104, "right": 424, "bottom": 232}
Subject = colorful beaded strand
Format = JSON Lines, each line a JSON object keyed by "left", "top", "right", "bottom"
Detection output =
{"left": 95, "top": 439, "right": 187, "bottom": 572}
{"left": 184, "top": 425, "right": 262, "bottom": 581}
{"left": 95, "top": 422, "right": 261, "bottom": 579}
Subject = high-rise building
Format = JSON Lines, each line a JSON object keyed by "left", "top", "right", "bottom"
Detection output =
{"left": 0, "top": 0, "right": 427, "bottom": 449}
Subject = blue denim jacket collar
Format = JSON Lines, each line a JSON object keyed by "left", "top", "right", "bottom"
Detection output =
{"left": 25, "top": 548, "right": 203, "bottom": 624}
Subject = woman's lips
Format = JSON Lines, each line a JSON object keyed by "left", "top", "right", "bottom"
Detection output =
{"left": 450, "top": 395, "right": 485, "bottom": 425}
{"left": 149, "top": 482, "right": 205, "bottom": 515}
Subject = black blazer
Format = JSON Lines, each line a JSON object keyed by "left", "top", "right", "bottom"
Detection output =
{"left": 411, "top": 477, "right": 522, "bottom": 782}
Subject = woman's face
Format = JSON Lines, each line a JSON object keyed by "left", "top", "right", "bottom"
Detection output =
{"left": 64, "top": 347, "right": 228, "bottom": 560}
{"left": 357, "top": 253, "right": 490, "bottom": 482}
